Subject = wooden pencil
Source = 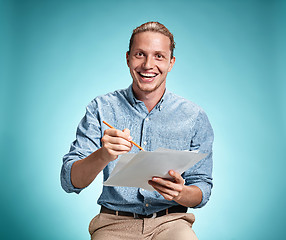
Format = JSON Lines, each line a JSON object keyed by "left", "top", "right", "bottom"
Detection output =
{"left": 102, "top": 121, "right": 145, "bottom": 151}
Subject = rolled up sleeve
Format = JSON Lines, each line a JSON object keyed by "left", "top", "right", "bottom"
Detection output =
{"left": 60, "top": 100, "right": 102, "bottom": 194}
{"left": 61, "top": 159, "right": 84, "bottom": 193}
{"left": 183, "top": 110, "right": 214, "bottom": 208}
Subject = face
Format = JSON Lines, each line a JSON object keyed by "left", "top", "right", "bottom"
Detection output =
{"left": 127, "top": 31, "right": 175, "bottom": 98}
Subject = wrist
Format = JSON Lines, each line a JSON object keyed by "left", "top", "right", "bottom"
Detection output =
{"left": 97, "top": 147, "right": 117, "bottom": 163}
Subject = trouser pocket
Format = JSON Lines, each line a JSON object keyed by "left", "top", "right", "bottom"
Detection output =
{"left": 88, "top": 214, "right": 100, "bottom": 235}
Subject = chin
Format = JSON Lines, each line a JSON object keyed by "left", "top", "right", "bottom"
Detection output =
{"left": 133, "top": 75, "right": 166, "bottom": 94}
{"left": 136, "top": 82, "right": 156, "bottom": 92}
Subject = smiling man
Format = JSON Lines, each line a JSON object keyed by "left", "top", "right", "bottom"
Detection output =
{"left": 61, "top": 22, "right": 214, "bottom": 240}
{"left": 127, "top": 30, "right": 175, "bottom": 110}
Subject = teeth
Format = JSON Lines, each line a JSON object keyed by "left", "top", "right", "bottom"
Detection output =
{"left": 140, "top": 72, "right": 157, "bottom": 78}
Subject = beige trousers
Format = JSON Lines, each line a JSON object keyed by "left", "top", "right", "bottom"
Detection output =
{"left": 89, "top": 212, "right": 198, "bottom": 240}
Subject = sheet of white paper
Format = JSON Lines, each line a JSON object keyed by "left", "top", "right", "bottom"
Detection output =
{"left": 108, "top": 153, "right": 136, "bottom": 178}
{"left": 104, "top": 148, "right": 208, "bottom": 191}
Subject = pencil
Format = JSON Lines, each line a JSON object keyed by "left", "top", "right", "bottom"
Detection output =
{"left": 102, "top": 121, "right": 145, "bottom": 151}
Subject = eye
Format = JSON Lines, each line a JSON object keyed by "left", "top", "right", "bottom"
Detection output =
{"left": 135, "top": 52, "right": 144, "bottom": 58}
{"left": 156, "top": 54, "right": 164, "bottom": 59}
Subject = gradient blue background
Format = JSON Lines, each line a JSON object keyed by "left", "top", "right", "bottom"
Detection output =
{"left": 1, "top": 0, "right": 285, "bottom": 239}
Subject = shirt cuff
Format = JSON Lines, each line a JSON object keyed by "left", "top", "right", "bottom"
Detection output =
{"left": 60, "top": 159, "right": 84, "bottom": 194}
{"left": 189, "top": 182, "right": 211, "bottom": 208}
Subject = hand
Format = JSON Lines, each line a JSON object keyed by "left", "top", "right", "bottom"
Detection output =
{"left": 100, "top": 128, "right": 133, "bottom": 162}
{"left": 148, "top": 170, "right": 185, "bottom": 202}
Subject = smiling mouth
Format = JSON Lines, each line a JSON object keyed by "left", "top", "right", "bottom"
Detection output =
{"left": 138, "top": 72, "right": 158, "bottom": 79}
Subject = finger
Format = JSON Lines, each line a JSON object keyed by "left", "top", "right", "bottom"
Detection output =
{"left": 151, "top": 177, "right": 178, "bottom": 190}
{"left": 149, "top": 181, "right": 178, "bottom": 200}
{"left": 122, "top": 128, "right": 132, "bottom": 141}
{"left": 106, "top": 135, "right": 132, "bottom": 147}
{"left": 104, "top": 129, "right": 132, "bottom": 144}
{"left": 152, "top": 177, "right": 183, "bottom": 193}
{"left": 102, "top": 134, "right": 132, "bottom": 148}
{"left": 168, "top": 170, "right": 185, "bottom": 184}
{"left": 148, "top": 180, "right": 180, "bottom": 197}
{"left": 106, "top": 148, "right": 132, "bottom": 156}
{"left": 104, "top": 128, "right": 130, "bottom": 140}
{"left": 156, "top": 189, "right": 175, "bottom": 201}
{"left": 104, "top": 142, "right": 132, "bottom": 151}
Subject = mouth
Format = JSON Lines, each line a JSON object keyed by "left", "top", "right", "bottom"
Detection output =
{"left": 137, "top": 72, "right": 158, "bottom": 81}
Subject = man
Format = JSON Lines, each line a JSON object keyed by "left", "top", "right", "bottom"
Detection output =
{"left": 61, "top": 22, "right": 214, "bottom": 240}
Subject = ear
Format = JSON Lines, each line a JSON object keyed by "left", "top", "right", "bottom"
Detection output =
{"left": 126, "top": 52, "right": 130, "bottom": 67}
{"left": 168, "top": 56, "right": 176, "bottom": 72}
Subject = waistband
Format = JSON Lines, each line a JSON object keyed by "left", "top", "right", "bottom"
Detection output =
{"left": 100, "top": 205, "right": 187, "bottom": 219}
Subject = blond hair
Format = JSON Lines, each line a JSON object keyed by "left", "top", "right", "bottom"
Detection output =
{"left": 128, "top": 22, "right": 175, "bottom": 58}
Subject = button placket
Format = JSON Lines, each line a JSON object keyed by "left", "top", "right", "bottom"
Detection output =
{"left": 140, "top": 115, "right": 151, "bottom": 150}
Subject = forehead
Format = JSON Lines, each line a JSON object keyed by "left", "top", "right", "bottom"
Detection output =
{"left": 131, "top": 31, "right": 171, "bottom": 53}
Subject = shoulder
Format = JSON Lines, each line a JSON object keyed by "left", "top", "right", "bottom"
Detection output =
{"left": 165, "top": 91, "right": 206, "bottom": 117}
{"left": 94, "top": 88, "right": 127, "bottom": 103}
{"left": 86, "top": 88, "right": 128, "bottom": 109}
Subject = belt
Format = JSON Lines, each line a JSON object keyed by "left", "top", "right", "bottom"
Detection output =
{"left": 100, "top": 205, "right": 187, "bottom": 219}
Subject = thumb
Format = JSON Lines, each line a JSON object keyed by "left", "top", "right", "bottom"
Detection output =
{"left": 122, "top": 128, "right": 132, "bottom": 141}
{"left": 169, "top": 170, "right": 184, "bottom": 184}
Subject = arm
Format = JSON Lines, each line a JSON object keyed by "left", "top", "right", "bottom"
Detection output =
{"left": 148, "top": 170, "right": 202, "bottom": 208}
{"left": 149, "top": 109, "right": 214, "bottom": 208}
{"left": 60, "top": 100, "right": 133, "bottom": 193}
{"left": 71, "top": 128, "right": 133, "bottom": 189}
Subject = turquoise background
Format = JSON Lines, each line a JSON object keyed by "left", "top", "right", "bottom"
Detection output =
{"left": 1, "top": 0, "right": 285, "bottom": 239}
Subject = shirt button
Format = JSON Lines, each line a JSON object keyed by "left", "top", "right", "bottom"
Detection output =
{"left": 143, "top": 141, "right": 147, "bottom": 145}
{"left": 146, "top": 117, "right": 149, "bottom": 121}
{"left": 145, "top": 203, "right": 149, "bottom": 207}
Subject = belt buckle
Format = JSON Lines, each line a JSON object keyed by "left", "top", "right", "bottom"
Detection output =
{"left": 133, "top": 213, "right": 140, "bottom": 219}
{"left": 133, "top": 212, "right": 157, "bottom": 219}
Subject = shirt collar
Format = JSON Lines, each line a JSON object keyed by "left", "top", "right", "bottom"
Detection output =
{"left": 126, "top": 84, "right": 139, "bottom": 106}
{"left": 125, "top": 84, "right": 168, "bottom": 110}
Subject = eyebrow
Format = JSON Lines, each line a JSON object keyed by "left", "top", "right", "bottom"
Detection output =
{"left": 133, "top": 49, "right": 168, "bottom": 55}
{"left": 154, "top": 51, "right": 168, "bottom": 55}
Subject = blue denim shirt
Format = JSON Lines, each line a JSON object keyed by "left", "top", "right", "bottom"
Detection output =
{"left": 61, "top": 85, "right": 214, "bottom": 214}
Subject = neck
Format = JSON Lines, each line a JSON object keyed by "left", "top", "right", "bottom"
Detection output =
{"left": 132, "top": 86, "right": 165, "bottom": 112}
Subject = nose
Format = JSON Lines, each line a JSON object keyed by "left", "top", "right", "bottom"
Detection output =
{"left": 143, "top": 56, "right": 154, "bottom": 69}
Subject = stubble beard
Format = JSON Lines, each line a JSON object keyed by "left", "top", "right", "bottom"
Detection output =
{"left": 134, "top": 76, "right": 166, "bottom": 94}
